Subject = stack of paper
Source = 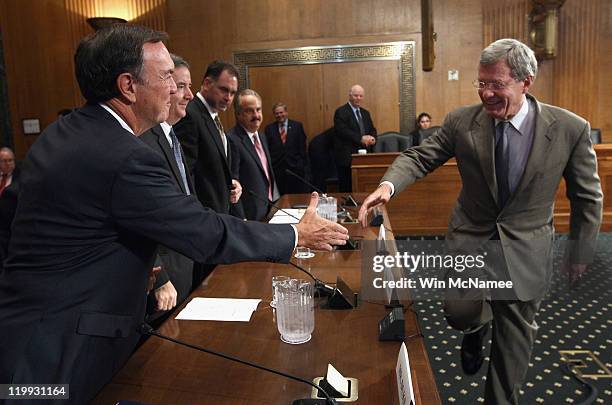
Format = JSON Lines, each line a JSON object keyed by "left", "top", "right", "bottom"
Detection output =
{"left": 175, "top": 297, "right": 261, "bottom": 322}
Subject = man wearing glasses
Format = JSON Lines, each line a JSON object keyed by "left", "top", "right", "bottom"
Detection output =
{"left": 359, "top": 38, "right": 602, "bottom": 405}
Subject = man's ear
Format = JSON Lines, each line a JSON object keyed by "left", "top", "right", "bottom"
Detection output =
{"left": 116, "top": 72, "right": 138, "bottom": 104}
{"left": 522, "top": 75, "right": 534, "bottom": 94}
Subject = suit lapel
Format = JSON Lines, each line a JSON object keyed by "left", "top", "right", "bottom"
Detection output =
{"left": 471, "top": 109, "right": 498, "bottom": 205}
{"left": 195, "top": 97, "right": 231, "bottom": 173}
{"left": 153, "top": 125, "right": 188, "bottom": 194}
{"left": 512, "top": 97, "right": 555, "bottom": 199}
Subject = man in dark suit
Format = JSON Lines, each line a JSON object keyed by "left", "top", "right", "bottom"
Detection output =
{"left": 359, "top": 39, "right": 602, "bottom": 405}
{"left": 0, "top": 147, "right": 18, "bottom": 266}
{"left": 173, "top": 60, "right": 242, "bottom": 215}
{"left": 333, "top": 84, "right": 377, "bottom": 192}
{"left": 0, "top": 25, "right": 348, "bottom": 404}
{"left": 140, "top": 54, "right": 195, "bottom": 319}
{"left": 264, "top": 103, "right": 308, "bottom": 195}
{"left": 228, "top": 89, "right": 279, "bottom": 221}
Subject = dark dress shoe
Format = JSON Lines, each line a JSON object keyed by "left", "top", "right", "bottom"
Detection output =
{"left": 460, "top": 322, "right": 489, "bottom": 375}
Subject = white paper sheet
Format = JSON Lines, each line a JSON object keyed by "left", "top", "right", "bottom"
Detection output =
{"left": 175, "top": 297, "right": 261, "bottom": 322}
{"left": 268, "top": 209, "right": 305, "bottom": 224}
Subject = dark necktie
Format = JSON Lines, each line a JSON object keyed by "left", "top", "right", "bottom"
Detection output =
{"left": 495, "top": 121, "right": 510, "bottom": 208}
{"left": 356, "top": 108, "right": 365, "bottom": 135}
{"left": 213, "top": 115, "right": 227, "bottom": 157}
{"left": 169, "top": 128, "right": 191, "bottom": 195}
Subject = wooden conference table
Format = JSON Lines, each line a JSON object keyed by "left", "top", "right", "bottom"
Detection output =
{"left": 94, "top": 194, "right": 440, "bottom": 405}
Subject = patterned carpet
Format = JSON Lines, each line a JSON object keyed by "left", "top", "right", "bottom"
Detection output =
{"left": 401, "top": 235, "right": 612, "bottom": 404}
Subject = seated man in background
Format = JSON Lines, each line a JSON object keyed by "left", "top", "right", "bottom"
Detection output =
{"left": 333, "top": 84, "right": 377, "bottom": 192}
{"left": 140, "top": 53, "right": 195, "bottom": 322}
{"left": 228, "top": 89, "right": 280, "bottom": 221}
{"left": 264, "top": 102, "right": 308, "bottom": 194}
{"left": 0, "top": 24, "right": 348, "bottom": 405}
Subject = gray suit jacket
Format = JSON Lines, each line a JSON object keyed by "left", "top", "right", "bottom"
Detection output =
{"left": 383, "top": 95, "right": 602, "bottom": 300}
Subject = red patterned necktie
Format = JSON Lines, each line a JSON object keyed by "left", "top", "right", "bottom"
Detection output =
{"left": 280, "top": 125, "right": 287, "bottom": 145}
{"left": 0, "top": 174, "right": 7, "bottom": 197}
{"left": 253, "top": 133, "right": 273, "bottom": 200}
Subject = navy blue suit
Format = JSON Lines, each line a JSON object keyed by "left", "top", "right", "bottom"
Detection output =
{"left": 0, "top": 104, "right": 294, "bottom": 404}
{"left": 264, "top": 119, "right": 308, "bottom": 194}
{"left": 228, "top": 125, "right": 279, "bottom": 221}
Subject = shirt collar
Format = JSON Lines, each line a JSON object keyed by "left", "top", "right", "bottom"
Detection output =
{"left": 99, "top": 103, "right": 135, "bottom": 135}
{"left": 242, "top": 127, "right": 259, "bottom": 143}
{"left": 495, "top": 95, "right": 529, "bottom": 135}
{"left": 159, "top": 121, "right": 173, "bottom": 146}
{"left": 197, "top": 92, "right": 217, "bottom": 119}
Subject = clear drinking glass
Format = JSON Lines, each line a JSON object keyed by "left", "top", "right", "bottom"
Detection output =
{"left": 316, "top": 196, "right": 337, "bottom": 222}
{"left": 270, "top": 275, "right": 290, "bottom": 308}
{"left": 294, "top": 246, "right": 315, "bottom": 259}
{"left": 275, "top": 279, "right": 315, "bottom": 344}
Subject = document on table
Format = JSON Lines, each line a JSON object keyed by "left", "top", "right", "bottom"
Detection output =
{"left": 268, "top": 208, "right": 305, "bottom": 224}
{"left": 175, "top": 297, "right": 262, "bottom": 322}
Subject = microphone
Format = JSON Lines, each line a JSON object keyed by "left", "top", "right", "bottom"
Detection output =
{"left": 288, "top": 260, "right": 335, "bottom": 296}
{"left": 247, "top": 189, "right": 301, "bottom": 222}
{"left": 285, "top": 169, "right": 359, "bottom": 207}
{"left": 139, "top": 323, "right": 338, "bottom": 405}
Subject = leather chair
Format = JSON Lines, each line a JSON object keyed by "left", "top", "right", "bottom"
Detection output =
{"left": 590, "top": 128, "right": 602, "bottom": 144}
{"left": 373, "top": 132, "right": 414, "bottom": 152}
{"left": 414, "top": 126, "right": 441, "bottom": 146}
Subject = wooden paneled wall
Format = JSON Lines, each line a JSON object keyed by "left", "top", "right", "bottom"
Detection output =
{"left": 0, "top": 0, "right": 165, "bottom": 158}
{"left": 166, "top": 0, "right": 484, "bottom": 133}
{"left": 483, "top": 0, "right": 611, "bottom": 141}
{"left": 1, "top": 0, "right": 610, "bottom": 157}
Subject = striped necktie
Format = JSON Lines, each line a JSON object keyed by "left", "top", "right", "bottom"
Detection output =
{"left": 169, "top": 128, "right": 191, "bottom": 195}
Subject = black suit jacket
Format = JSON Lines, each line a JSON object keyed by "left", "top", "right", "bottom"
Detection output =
{"left": 333, "top": 103, "right": 377, "bottom": 166}
{"left": 0, "top": 169, "right": 19, "bottom": 267}
{"left": 174, "top": 96, "right": 235, "bottom": 214}
{"left": 264, "top": 119, "right": 308, "bottom": 194}
{"left": 228, "top": 125, "right": 279, "bottom": 221}
{"left": 140, "top": 124, "right": 195, "bottom": 306}
{"left": 0, "top": 104, "right": 295, "bottom": 404}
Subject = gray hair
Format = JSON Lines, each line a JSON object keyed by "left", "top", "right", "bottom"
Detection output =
{"left": 480, "top": 39, "right": 538, "bottom": 81}
{"left": 233, "top": 89, "right": 262, "bottom": 113}
{"left": 170, "top": 54, "right": 190, "bottom": 70}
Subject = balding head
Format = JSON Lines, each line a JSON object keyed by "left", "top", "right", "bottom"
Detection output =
{"left": 348, "top": 84, "right": 365, "bottom": 108}
{"left": 0, "top": 147, "right": 15, "bottom": 176}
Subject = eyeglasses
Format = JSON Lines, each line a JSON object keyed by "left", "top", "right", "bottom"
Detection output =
{"left": 472, "top": 79, "right": 514, "bottom": 91}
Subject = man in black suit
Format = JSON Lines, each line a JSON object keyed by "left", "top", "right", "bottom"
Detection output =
{"left": 173, "top": 60, "right": 242, "bottom": 215}
{"left": 228, "top": 89, "right": 279, "bottom": 221}
{"left": 140, "top": 54, "right": 195, "bottom": 319}
{"left": 333, "top": 84, "right": 377, "bottom": 191}
{"left": 0, "top": 147, "right": 18, "bottom": 266}
{"left": 0, "top": 25, "right": 348, "bottom": 404}
{"left": 264, "top": 103, "right": 308, "bottom": 195}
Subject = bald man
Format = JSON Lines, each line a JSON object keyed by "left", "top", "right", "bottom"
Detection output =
{"left": 333, "top": 84, "right": 377, "bottom": 191}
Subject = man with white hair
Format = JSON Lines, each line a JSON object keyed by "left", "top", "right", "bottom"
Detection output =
{"left": 333, "top": 84, "right": 377, "bottom": 191}
{"left": 359, "top": 38, "right": 602, "bottom": 404}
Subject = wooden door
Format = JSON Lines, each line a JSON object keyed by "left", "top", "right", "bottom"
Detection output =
{"left": 322, "top": 60, "right": 400, "bottom": 134}
{"left": 248, "top": 64, "right": 324, "bottom": 141}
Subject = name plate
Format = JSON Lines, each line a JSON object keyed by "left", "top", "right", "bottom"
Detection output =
{"left": 396, "top": 342, "right": 415, "bottom": 405}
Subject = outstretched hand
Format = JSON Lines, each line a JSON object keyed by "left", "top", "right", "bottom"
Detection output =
{"left": 295, "top": 192, "right": 349, "bottom": 251}
{"left": 358, "top": 183, "right": 392, "bottom": 227}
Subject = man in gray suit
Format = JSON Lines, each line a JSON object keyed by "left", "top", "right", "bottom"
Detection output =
{"left": 359, "top": 39, "right": 602, "bottom": 404}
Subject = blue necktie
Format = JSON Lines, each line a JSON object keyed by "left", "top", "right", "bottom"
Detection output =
{"left": 495, "top": 121, "right": 510, "bottom": 208}
{"left": 169, "top": 128, "right": 191, "bottom": 195}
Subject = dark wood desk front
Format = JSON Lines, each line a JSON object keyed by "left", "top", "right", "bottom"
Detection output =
{"left": 352, "top": 144, "right": 612, "bottom": 235}
{"left": 93, "top": 194, "right": 440, "bottom": 405}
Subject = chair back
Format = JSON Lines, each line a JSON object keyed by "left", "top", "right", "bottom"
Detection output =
{"left": 590, "top": 128, "right": 602, "bottom": 144}
{"left": 373, "top": 132, "right": 414, "bottom": 152}
{"left": 308, "top": 128, "right": 338, "bottom": 192}
{"left": 414, "top": 126, "right": 441, "bottom": 146}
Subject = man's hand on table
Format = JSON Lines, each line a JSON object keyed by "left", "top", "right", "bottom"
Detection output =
{"left": 358, "top": 183, "right": 392, "bottom": 227}
{"left": 295, "top": 192, "right": 349, "bottom": 251}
